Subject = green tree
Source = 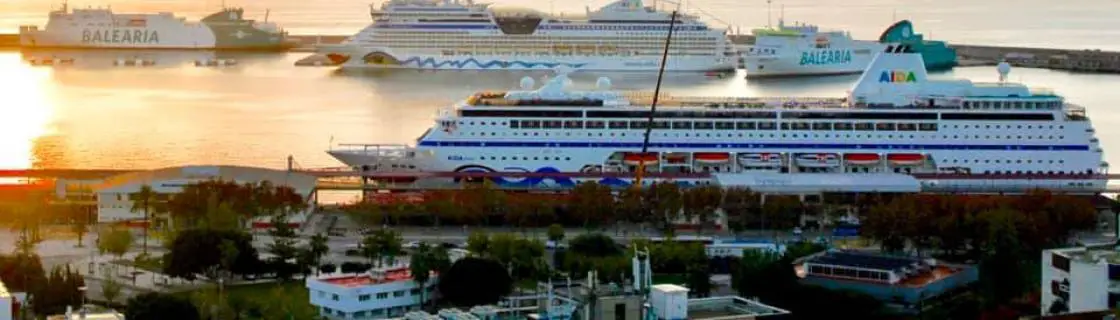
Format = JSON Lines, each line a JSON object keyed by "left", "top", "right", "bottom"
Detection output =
{"left": 682, "top": 185, "right": 724, "bottom": 235}
{"left": 547, "top": 224, "right": 565, "bottom": 244}
{"left": 466, "top": 231, "right": 491, "bottom": 257}
{"left": 308, "top": 233, "right": 330, "bottom": 268}
{"left": 125, "top": 292, "right": 200, "bottom": 320}
{"left": 361, "top": 229, "right": 403, "bottom": 267}
{"left": 645, "top": 182, "right": 683, "bottom": 237}
{"left": 102, "top": 277, "right": 123, "bottom": 305}
{"left": 569, "top": 182, "right": 615, "bottom": 230}
{"left": 720, "top": 187, "right": 760, "bottom": 235}
{"left": 360, "top": 234, "right": 383, "bottom": 266}
{"left": 163, "top": 229, "right": 260, "bottom": 281}
{"left": 439, "top": 257, "right": 513, "bottom": 307}
{"left": 31, "top": 265, "right": 85, "bottom": 315}
{"left": 410, "top": 243, "right": 434, "bottom": 308}
{"left": 98, "top": 228, "right": 134, "bottom": 261}
{"left": 129, "top": 184, "right": 159, "bottom": 256}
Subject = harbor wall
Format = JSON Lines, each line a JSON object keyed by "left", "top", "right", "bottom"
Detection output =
{"left": 950, "top": 44, "right": 1120, "bottom": 73}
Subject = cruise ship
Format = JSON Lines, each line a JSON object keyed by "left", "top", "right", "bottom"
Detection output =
{"left": 327, "top": 47, "right": 1108, "bottom": 193}
{"left": 738, "top": 19, "right": 885, "bottom": 78}
{"left": 19, "top": 4, "right": 289, "bottom": 50}
{"left": 314, "top": 0, "right": 738, "bottom": 71}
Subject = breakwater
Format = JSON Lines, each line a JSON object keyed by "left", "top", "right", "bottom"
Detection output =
{"left": 951, "top": 44, "right": 1120, "bottom": 74}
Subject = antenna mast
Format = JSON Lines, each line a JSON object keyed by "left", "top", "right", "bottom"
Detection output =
{"left": 634, "top": 10, "right": 678, "bottom": 187}
{"left": 767, "top": 0, "right": 772, "bottom": 28}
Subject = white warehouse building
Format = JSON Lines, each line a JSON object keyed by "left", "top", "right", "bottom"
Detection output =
{"left": 88, "top": 165, "right": 317, "bottom": 224}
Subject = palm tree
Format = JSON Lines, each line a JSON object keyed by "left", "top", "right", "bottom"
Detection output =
{"left": 129, "top": 184, "right": 158, "bottom": 255}
{"left": 360, "top": 235, "right": 383, "bottom": 266}
{"left": 308, "top": 233, "right": 330, "bottom": 269}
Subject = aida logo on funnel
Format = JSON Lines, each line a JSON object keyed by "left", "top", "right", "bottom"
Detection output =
{"left": 879, "top": 70, "right": 917, "bottom": 83}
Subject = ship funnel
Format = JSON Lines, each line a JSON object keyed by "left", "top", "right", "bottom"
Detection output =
{"left": 849, "top": 45, "right": 928, "bottom": 107}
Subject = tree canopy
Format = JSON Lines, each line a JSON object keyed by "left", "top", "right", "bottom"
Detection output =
{"left": 438, "top": 257, "right": 512, "bottom": 308}
{"left": 163, "top": 229, "right": 260, "bottom": 281}
{"left": 125, "top": 293, "right": 201, "bottom": 320}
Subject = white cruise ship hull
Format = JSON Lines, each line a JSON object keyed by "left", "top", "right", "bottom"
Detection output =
{"left": 326, "top": 47, "right": 735, "bottom": 72}
{"left": 742, "top": 44, "right": 884, "bottom": 78}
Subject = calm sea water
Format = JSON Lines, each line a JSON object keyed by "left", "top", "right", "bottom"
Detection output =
{"left": 0, "top": 0, "right": 1119, "bottom": 171}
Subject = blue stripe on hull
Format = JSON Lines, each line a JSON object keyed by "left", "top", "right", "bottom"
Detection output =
{"left": 400, "top": 57, "right": 588, "bottom": 69}
{"left": 417, "top": 140, "right": 1090, "bottom": 151}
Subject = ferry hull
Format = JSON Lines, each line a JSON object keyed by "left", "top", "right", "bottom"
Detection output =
{"left": 19, "top": 8, "right": 287, "bottom": 50}
{"left": 742, "top": 48, "right": 881, "bottom": 78}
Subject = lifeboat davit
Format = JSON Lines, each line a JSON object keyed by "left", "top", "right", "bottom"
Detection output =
{"left": 622, "top": 152, "right": 658, "bottom": 166}
{"left": 887, "top": 154, "right": 925, "bottom": 166}
{"left": 844, "top": 153, "right": 881, "bottom": 166}
{"left": 694, "top": 152, "right": 731, "bottom": 164}
{"left": 795, "top": 153, "right": 840, "bottom": 167}
{"left": 737, "top": 153, "right": 782, "bottom": 167}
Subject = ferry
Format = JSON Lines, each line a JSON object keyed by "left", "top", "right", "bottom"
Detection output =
{"left": 19, "top": 4, "right": 289, "bottom": 50}
{"left": 327, "top": 47, "right": 1108, "bottom": 193}
{"left": 312, "top": 0, "right": 738, "bottom": 72}
{"left": 738, "top": 19, "right": 885, "bottom": 78}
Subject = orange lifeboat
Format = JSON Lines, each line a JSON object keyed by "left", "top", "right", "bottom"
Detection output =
{"left": 665, "top": 153, "right": 688, "bottom": 164}
{"left": 737, "top": 153, "right": 782, "bottom": 167}
{"left": 887, "top": 154, "right": 925, "bottom": 166}
{"left": 844, "top": 153, "right": 880, "bottom": 166}
{"left": 694, "top": 152, "right": 731, "bottom": 164}
{"left": 622, "top": 152, "right": 658, "bottom": 166}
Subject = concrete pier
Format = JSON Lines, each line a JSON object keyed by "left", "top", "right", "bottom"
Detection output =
{"left": 950, "top": 44, "right": 1120, "bottom": 73}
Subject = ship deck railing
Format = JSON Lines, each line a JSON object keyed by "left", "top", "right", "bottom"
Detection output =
{"left": 331, "top": 144, "right": 417, "bottom": 155}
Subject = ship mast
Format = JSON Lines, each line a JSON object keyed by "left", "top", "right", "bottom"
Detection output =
{"left": 634, "top": 9, "right": 678, "bottom": 187}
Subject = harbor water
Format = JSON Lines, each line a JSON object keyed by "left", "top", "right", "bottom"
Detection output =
{"left": 0, "top": 0, "right": 1119, "bottom": 171}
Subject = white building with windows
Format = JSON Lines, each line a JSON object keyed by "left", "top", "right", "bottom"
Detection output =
{"left": 306, "top": 266, "right": 438, "bottom": 320}
{"left": 88, "top": 165, "right": 316, "bottom": 224}
{"left": 1041, "top": 246, "right": 1120, "bottom": 316}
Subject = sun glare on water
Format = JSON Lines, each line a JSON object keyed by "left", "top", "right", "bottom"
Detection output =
{"left": 0, "top": 54, "right": 55, "bottom": 170}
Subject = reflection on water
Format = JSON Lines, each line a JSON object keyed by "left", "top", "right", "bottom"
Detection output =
{"left": 0, "top": 54, "right": 54, "bottom": 169}
{"left": 0, "top": 50, "right": 1119, "bottom": 171}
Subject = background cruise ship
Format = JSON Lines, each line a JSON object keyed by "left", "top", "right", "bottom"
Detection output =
{"left": 19, "top": 4, "right": 290, "bottom": 50}
{"left": 328, "top": 47, "right": 1107, "bottom": 193}
{"left": 314, "top": 0, "right": 738, "bottom": 71}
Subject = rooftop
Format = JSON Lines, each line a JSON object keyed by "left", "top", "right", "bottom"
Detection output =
{"left": 1056, "top": 247, "right": 1120, "bottom": 265}
{"left": 687, "top": 296, "right": 791, "bottom": 319}
{"left": 318, "top": 267, "right": 417, "bottom": 287}
{"left": 807, "top": 251, "right": 922, "bottom": 272}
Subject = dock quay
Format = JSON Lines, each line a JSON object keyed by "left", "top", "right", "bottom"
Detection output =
{"left": 951, "top": 44, "right": 1120, "bottom": 73}
{"left": 1, "top": 168, "right": 1119, "bottom": 194}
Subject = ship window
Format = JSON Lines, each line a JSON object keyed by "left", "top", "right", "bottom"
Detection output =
{"left": 564, "top": 120, "right": 584, "bottom": 129}
{"left": 715, "top": 122, "right": 735, "bottom": 130}
{"left": 790, "top": 122, "right": 810, "bottom": 130}
{"left": 695, "top": 122, "right": 714, "bottom": 129}
{"left": 876, "top": 123, "right": 896, "bottom": 131}
{"left": 758, "top": 122, "right": 776, "bottom": 130}
{"left": 780, "top": 123, "right": 790, "bottom": 130}
{"left": 630, "top": 121, "right": 649, "bottom": 129}
{"left": 897, "top": 123, "right": 917, "bottom": 131}
{"left": 832, "top": 123, "right": 852, "bottom": 130}
{"left": 812, "top": 123, "right": 832, "bottom": 130}
{"left": 736, "top": 122, "right": 756, "bottom": 130}
{"left": 854, "top": 123, "right": 874, "bottom": 131}
{"left": 941, "top": 113, "right": 1053, "bottom": 121}
{"left": 543, "top": 120, "right": 562, "bottom": 129}
{"left": 672, "top": 121, "right": 692, "bottom": 129}
{"left": 586, "top": 121, "right": 605, "bottom": 129}
{"left": 609, "top": 121, "right": 628, "bottom": 129}
{"left": 652, "top": 121, "right": 671, "bottom": 129}
{"left": 521, "top": 120, "right": 541, "bottom": 129}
